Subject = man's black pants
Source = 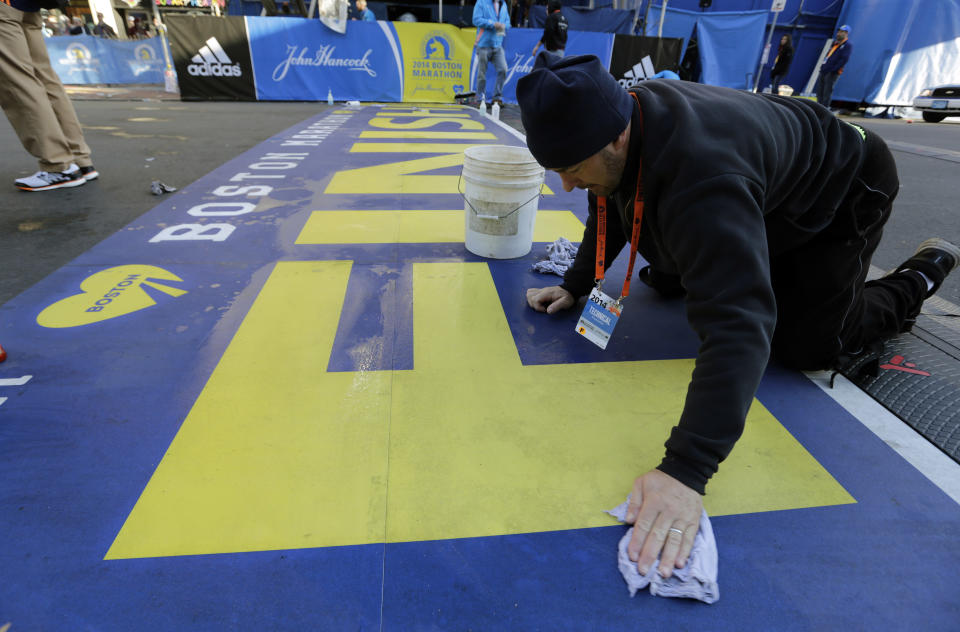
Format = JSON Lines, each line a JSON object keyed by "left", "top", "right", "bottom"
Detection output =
{"left": 816, "top": 70, "right": 840, "bottom": 107}
{"left": 770, "top": 127, "right": 927, "bottom": 370}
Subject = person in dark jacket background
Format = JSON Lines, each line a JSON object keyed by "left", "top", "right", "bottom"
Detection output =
{"left": 518, "top": 53, "right": 958, "bottom": 580}
{"left": 769, "top": 33, "right": 793, "bottom": 95}
{"left": 816, "top": 25, "right": 852, "bottom": 108}
{"left": 531, "top": 0, "right": 567, "bottom": 57}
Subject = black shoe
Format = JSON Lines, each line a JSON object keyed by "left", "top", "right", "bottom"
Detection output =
{"left": 894, "top": 238, "right": 960, "bottom": 298}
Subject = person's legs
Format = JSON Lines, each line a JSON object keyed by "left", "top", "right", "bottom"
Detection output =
{"left": 475, "top": 46, "right": 491, "bottom": 100}
{"left": 492, "top": 45, "right": 507, "bottom": 101}
{"left": 0, "top": 4, "right": 76, "bottom": 173}
{"left": 22, "top": 10, "right": 92, "bottom": 168}
{"left": 818, "top": 71, "right": 838, "bottom": 108}
{"left": 770, "top": 128, "right": 928, "bottom": 370}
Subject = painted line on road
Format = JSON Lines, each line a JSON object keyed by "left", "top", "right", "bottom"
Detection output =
{"left": 885, "top": 140, "right": 960, "bottom": 163}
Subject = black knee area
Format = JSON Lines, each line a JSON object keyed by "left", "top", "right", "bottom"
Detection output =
{"left": 772, "top": 326, "right": 839, "bottom": 371}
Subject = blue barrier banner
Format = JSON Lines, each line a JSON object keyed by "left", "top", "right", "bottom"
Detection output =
{"left": 47, "top": 35, "right": 169, "bottom": 85}
{"left": 473, "top": 28, "right": 614, "bottom": 104}
{"left": 246, "top": 17, "right": 403, "bottom": 102}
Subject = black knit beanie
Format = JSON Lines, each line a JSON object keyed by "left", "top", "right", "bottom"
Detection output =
{"left": 517, "top": 53, "right": 634, "bottom": 169}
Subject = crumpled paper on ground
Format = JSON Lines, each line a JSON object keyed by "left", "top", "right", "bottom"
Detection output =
{"left": 606, "top": 498, "right": 719, "bottom": 604}
{"left": 150, "top": 180, "right": 177, "bottom": 196}
{"left": 531, "top": 237, "right": 579, "bottom": 276}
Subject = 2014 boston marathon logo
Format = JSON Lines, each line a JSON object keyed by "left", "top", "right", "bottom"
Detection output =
{"left": 410, "top": 31, "right": 464, "bottom": 95}
{"left": 37, "top": 265, "right": 187, "bottom": 328}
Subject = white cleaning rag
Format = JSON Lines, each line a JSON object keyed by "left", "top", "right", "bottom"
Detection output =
{"left": 606, "top": 498, "right": 719, "bottom": 604}
{"left": 531, "top": 237, "right": 579, "bottom": 276}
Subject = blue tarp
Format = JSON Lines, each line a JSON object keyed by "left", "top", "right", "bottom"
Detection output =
{"left": 832, "top": 0, "right": 960, "bottom": 105}
{"left": 46, "top": 35, "right": 170, "bottom": 85}
{"left": 528, "top": 6, "right": 635, "bottom": 35}
{"left": 643, "top": 5, "right": 766, "bottom": 89}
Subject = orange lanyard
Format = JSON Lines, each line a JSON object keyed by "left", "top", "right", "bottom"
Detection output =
{"left": 595, "top": 93, "right": 644, "bottom": 301}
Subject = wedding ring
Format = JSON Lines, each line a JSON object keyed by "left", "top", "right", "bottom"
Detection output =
{"left": 668, "top": 527, "right": 684, "bottom": 536}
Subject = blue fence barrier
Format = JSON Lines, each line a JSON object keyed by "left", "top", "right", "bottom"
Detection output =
{"left": 476, "top": 28, "right": 615, "bottom": 104}
{"left": 236, "top": 17, "right": 615, "bottom": 104}
{"left": 247, "top": 19, "right": 403, "bottom": 102}
{"left": 46, "top": 35, "right": 171, "bottom": 85}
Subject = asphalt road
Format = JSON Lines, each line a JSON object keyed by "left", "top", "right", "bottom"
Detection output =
{"left": 1, "top": 97, "right": 959, "bottom": 308}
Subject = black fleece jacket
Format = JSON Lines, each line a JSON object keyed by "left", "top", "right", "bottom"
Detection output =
{"left": 540, "top": 11, "right": 568, "bottom": 52}
{"left": 559, "top": 80, "right": 866, "bottom": 494}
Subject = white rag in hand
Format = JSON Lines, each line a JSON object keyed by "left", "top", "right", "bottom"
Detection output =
{"left": 606, "top": 498, "right": 719, "bottom": 604}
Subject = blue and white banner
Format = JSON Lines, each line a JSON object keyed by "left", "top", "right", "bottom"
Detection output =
{"left": 47, "top": 35, "right": 170, "bottom": 85}
{"left": 472, "top": 28, "right": 615, "bottom": 104}
{"left": 246, "top": 18, "right": 403, "bottom": 102}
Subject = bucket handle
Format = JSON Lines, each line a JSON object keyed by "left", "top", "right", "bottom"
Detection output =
{"left": 458, "top": 168, "right": 544, "bottom": 221}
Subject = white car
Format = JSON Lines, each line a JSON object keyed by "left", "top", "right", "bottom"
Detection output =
{"left": 913, "top": 85, "right": 960, "bottom": 122}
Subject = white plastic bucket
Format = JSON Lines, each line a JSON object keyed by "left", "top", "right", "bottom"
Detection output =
{"left": 461, "top": 144, "right": 545, "bottom": 259}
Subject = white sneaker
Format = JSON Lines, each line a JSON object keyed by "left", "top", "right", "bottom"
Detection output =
{"left": 15, "top": 165, "right": 86, "bottom": 191}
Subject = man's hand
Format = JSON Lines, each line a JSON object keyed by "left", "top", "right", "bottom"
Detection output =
{"left": 526, "top": 286, "right": 575, "bottom": 314}
{"left": 626, "top": 469, "right": 703, "bottom": 578}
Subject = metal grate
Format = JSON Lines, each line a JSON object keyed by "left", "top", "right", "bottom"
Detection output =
{"left": 841, "top": 308, "right": 960, "bottom": 463}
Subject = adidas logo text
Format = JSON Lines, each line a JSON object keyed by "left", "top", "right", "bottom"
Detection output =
{"left": 617, "top": 56, "right": 656, "bottom": 90}
{"left": 618, "top": 62, "right": 646, "bottom": 89}
{"left": 188, "top": 37, "right": 242, "bottom": 77}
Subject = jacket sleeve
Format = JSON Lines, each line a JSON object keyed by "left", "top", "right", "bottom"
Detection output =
{"left": 473, "top": 2, "right": 494, "bottom": 29}
{"left": 654, "top": 174, "right": 777, "bottom": 495}
{"left": 560, "top": 193, "right": 628, "bottom": 299}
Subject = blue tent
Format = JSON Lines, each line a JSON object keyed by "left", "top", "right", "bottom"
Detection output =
{"left": 831, "top": 0, "right": 960, "bottom": 105}
{"left": 643, "top": 5, "right": 767, "bottom": 90}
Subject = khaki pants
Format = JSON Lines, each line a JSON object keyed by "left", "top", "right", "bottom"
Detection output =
{"left": 0, "top": 3, "right": 92, "bottom": 172}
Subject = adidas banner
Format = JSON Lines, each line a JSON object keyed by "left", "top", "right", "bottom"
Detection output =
{"left": 166, "top": 15, "right": 257, "bottom": 101}
{"left": 609, "top": 35, "right": 684, "bottom": 90}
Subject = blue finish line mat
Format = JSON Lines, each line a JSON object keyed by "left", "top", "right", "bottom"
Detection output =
{"left": 1, "top": 105, "right": 958, "bottom": 630}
